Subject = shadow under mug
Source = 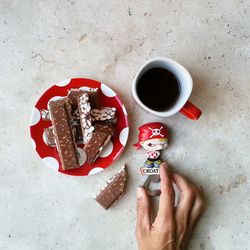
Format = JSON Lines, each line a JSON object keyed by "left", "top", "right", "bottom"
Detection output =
{"left": 132, "top": 57, "right": 202, "bottom": 120}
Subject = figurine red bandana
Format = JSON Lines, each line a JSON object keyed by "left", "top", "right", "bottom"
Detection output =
{"left": 134, "top": 122, "right": 168, "bottom": 168}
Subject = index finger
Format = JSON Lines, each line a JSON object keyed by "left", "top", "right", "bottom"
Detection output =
{"left": 156, "top": 162, "right": 175, "bottom": 222}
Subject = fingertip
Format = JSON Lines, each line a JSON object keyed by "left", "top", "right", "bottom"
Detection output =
{"left": 173, "top": 173, "right": 199, "bottom": 196}
{"left": 196, "top": 185, "right": 205, "bottom": 201}
{"left": 172, "top": 173, "right": 185, "bottom": 183}
{"left": 198, "top": 185, "right": 204, "bottom": 193}
{"left": 160, "top": 161, "right": 169, "bottom": 170}
{"left": 172, "top": 177, "right": 176, "bottom": 184}
{"left": 172, "top": 172, "right": 179, "bottom": 179}
{"left": 159, "top": 163, "right": 175, "bottom": 205}
{"left": 160, "top": 162, "right": 167, "bottom": 179}
{"left": 160, "top": 162, "right": 172, "bottom": 182}
{"left": 137, "top": 187, "right": 143, "bottom": 199}
{"left": 137, "top": 186, "right": 148, "bottom": 199}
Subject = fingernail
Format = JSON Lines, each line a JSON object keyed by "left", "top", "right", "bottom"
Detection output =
{"left": 137, "top": 187, "right": 143, "bottom": 199}
{"left": 161, "top": 162, "right": 169, "bottom": 170}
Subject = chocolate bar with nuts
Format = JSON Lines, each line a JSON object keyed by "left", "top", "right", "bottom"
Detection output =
{"left": 84, "top": 130, "right": 111, "bottom": 164}
{"left": 68, "top": 88, "right": 100, "bottom": 108}
{"left": 44, "top": 126, "right": 56, "bottom": 147}
{"left": 67, "top": 88, "right": 100, "bottom": 143}
{"left": 94, "top": 123, "right": 115, "bottom": 137}
{"left": 48, "top": 98, "right": 80, "bottom": 170}
{"left": 77, "top": 93, "right": 95, "bottom": 144}
{"left": 91, "top": 107, "right": 116, "bottom": 122}
{"left": 95, "top": 166, "right": 126, "bottom": 210}
{"left": 44, "top": 122, "right": 113, "bottom": 148}
{"left": 72, "top": 121, "right": 83, "bottom": 143}
{"left": 65, "top": 98, "right": 84, "bottom": 144}
{"left": 44, "top": 122, "right": 83, "bottom": 147}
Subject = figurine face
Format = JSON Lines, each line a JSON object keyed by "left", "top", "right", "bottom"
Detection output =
{"left": 140, "top": 138, "right": 168, "bottom": 151}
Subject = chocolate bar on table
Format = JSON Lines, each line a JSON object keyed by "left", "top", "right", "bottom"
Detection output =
{"left": 95, "top": 166, "right": 127, "bottom": 210}
{"left": 49, "top": 98, "right": 80, "bottom": 170}
{"left": 84, "top": 130, "right": 111, "bottom": 164}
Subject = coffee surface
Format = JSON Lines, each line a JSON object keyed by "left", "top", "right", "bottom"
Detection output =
{"left": 136, "top": 67, "right": 180, "bottom": 111}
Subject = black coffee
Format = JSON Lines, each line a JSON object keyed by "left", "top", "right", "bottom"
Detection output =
{"left": 136, "top": 67, "right": 180, "bottom": 111}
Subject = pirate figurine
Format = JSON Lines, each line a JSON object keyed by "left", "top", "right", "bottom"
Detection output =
{"left": 134, "top": 122, "right": 169, "bottom": 196}
{"left": 134, "top": 122, "right": 168, "bottom": 168}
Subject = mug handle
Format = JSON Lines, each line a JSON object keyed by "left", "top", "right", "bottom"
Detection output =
{"left": 179, "top": 101, "right": 202, "bottom": 120}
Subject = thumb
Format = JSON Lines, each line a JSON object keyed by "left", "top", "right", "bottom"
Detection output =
{"left": 136, "top": 187, "right": 151, "bottom": 234}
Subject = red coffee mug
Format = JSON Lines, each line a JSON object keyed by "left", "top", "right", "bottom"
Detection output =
{"left": 132, "top": 57, "right": 202, "bottom": 120}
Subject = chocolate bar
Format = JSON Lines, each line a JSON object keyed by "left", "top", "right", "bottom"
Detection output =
{"left": 65, "top": 98, "right": 83, "bottom": 144}
{"left": 84, "top": 130, "right": 111, "bottom": 164}
{"left": 94, "top": 123, "right": 115, "bottom": 137}
{"left": 68, "top": 89, "right": 80, "bottom": 106}
{"left": 91, "top": 107, "right": 116, "bottom": 122}
{"left": 49, "top": 98, "right": 79, "bottom": 170}
{"left": 77, "top": 93, "right": 95, "bottom": 144}
{"left": 67, "top": 88, "right": 100, "bottom": 144}
{"left": 44, "top": 120, "right": 114, "bottom": 149}
{"left": 65, "top": 100, "right": 83, "bottom": 143}
{"left": 72, "top": 121, "right": 83, "bottom": 143}
{"left": 95, "top": 166, "right": 127, "bottom": 210}
{"left": 68, "top": 88, "right": 100, "bottom": 108}
{"left": 44, "top": 122, "right": 83, "bottom": 146}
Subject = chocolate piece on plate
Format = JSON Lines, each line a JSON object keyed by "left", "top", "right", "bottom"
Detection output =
{"left": 44, "top": 123, "right": 83, "bottom": 146}
{"left": 84, "top": 130, "right": 111, "bottom": 164}
{"left": 94, "top": 123, "right": 115, "bottom": 137}
{"left": 95, "top": 166, "right": 127, "bottom": 210}
{"left": 77, "top": 93, "right": 95, "bottom": 144}
{"left": 72, "top": 121, "right": 83, "bottom": 143}
{"left": 49, "top": 98, "right": 80, "bottom": 170}
{"left": 68, "top": 88, "right": 100, "bottom": 108}
{"left": 87, "top": 88, "right": 100, "bottom": 108}
{"left": 63, "top": 98, "right": 82, "bottom": 143}
{"left": 65, "top": 98, "right": 83, "bottom": 144}
{"left": 44, "top": 127, "right": 56, "bottom": 147}
{"left": 67, "top": 89, "right": 81, "bottom": 107}
{"left": 91, "top": 107, "right": 116, "bottom": 122}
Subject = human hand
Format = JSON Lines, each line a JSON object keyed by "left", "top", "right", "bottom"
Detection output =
{"left": 135, "top": 162, "right": 204, "bottom": 250}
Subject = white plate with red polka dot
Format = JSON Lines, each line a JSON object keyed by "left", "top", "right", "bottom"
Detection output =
{"left": 30, "top": 78, "right": 129, "bottom": 176}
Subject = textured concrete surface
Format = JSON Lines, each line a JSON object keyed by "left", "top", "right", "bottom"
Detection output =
{"left": 0, "top": 1, "right": 250, "bottom": 250}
